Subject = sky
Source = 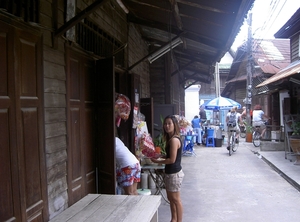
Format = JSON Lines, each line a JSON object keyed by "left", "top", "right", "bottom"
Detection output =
{"left": 231, "top": 0, "right": 300, "bottom": 51}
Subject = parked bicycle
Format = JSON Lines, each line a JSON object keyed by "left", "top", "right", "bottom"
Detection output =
{"left": 228, "top": 129, "right": 238, "bottom": 156}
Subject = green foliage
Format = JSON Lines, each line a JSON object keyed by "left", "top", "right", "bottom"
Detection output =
{"left": 153, "top": 114, "right": 166, "bottom": 155}
{"left": 243, "top": 121, "right": 252, "bottom": 133}
{"left": 153, "top": 133, "right": 166, "bottom": 155}
{"left": 292, "top": 122, "right": 300, "bottom": 136}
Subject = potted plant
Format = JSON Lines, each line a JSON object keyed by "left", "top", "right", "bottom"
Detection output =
{"left": 243, "top": 121, "right": 253, "bottom": 143}
{"left": 153, "top": 115, "right": 166, "bottom": 156}
{"left": 153, "top": 133, "right": 166, "bottom": 156}
{"left": 289, "top": 121, "right": 300, "bottom": 165}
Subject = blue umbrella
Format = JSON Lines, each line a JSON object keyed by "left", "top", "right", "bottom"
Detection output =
{"left": 204, "top": 96, "right": 241, "bottom": 110}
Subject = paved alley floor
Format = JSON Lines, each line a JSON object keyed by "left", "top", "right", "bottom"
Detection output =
{"left": 157, "top": 141, "right": 300, "bottom": 222}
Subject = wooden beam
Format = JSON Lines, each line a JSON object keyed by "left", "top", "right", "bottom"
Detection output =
{"left": 127, "top": 14, "right": 182, "bottom": 36}
{"left": 174, "top": 51, "right": 213, "bottom": 63}
{"left": 127, "top": 34, "right": 182, "bottom": 71}
{"left": 176, "top": 0, "right": 229, "bottom": 13}
{"left": 128, "top": 14, "right": 222, "bottom": 48}
{"left": 171, "top": 60, "right": 194, "bottom": 77}
{"left": 54, "top": 0, "right": 109, "bottom": 38}
{"left": 169, "top": 0, "right": 183, "bottom": 30}
{"left": 52, "top": 0, "right": 58, "bottom": 48}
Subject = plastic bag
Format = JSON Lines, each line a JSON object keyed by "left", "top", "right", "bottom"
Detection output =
{"left": 115, "top": 94, "right": 131, "bottom": 126}
{"left": 140, "top": 133, "right": 157, "bottom": 158}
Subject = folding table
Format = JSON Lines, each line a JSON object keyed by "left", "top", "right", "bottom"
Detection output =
{"left": 141, "top": 164, "right": 169, "bottom": 204}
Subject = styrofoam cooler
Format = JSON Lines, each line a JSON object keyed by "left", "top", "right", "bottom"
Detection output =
{"left": 148, "top": 174, "right": 156, "bottom": 189}
{"left": 141, "top": 172, "right": 148, "bottom": 189}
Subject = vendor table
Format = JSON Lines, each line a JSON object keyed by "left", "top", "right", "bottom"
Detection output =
{"left": 142, "top": 164, "right": 170, "bottom": 204}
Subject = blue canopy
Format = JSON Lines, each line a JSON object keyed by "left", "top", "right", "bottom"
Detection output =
{"left": 204, "top": 96, "right": 241, "bottom": 111}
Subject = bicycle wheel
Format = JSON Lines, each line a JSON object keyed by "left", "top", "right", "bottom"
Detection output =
{"left": 233, "top": 137, "right": 238, "bottom": 152}
{"left": 229, "top": 134, "right": 234, "bottom": 156}
{"left": 240, "top": 126, "right": 246, "bottom": 138}
{"left": 252, "top": 131, "right": 261, "bottom": 147}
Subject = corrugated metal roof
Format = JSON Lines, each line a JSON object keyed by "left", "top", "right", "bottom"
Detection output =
{"left": 253, "top": 39, "right": 290, "bottom": 74}
{"left": 256, "top": 60, "right": 300, "bottom": 87}
{"left": 225, "top": 39, "right": 290, "bottom": 84}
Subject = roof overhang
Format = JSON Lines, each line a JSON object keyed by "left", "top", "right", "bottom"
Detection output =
{"left": 256, "top": 60, "right": 300, "bottom": 88}
{"left": 121, "top": 0, "right": 255, "bottom": 87}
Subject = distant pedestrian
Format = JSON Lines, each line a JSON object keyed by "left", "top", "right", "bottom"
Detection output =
{"left": 199, "top": 105, "right": 207, "bottom": 125}
{"left": 191, "top": 115, "right": 202, "bottom": 145}
{"left": 241, "top": 106, "right": 246, "bottom": 119}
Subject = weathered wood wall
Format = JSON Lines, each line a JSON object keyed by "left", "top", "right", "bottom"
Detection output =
{"left": 39, "top": 0, "right": 150, "bottom": 219}
{"left": 128, "top": 23, "right": 151, "bottom": 98}
{"left": 149, "top": 53, "right": 185, "bottom": 114}
{"left": 40, "top": 0, "right": 68, "bottom": 218}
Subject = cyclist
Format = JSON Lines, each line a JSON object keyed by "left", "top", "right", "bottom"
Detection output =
{"left": 252, "top": 104, "right": 271, "bottom": 139}
{"left": 241, "top": 106, "right": 246, "bottom": 119}
{"left": 199, "top": 105, "right": 207, "bottom": 126}
{"left": 226, "top": 107, "right": 242, "bottom": 150}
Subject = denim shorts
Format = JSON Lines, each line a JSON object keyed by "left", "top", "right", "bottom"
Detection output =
{"left": 164, "top": 169, "right": 184, "bottom": 192}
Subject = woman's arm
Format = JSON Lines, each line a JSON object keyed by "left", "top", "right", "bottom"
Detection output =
{"left": 151, "top": 137, "right": 180, "bottom": 164}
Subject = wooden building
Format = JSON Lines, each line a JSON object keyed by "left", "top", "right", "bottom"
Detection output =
{"left": 222, "top": 39, "right": 290, "bottom": 124}
{"left": 257, "top": 8, "right": 300, "bottom": 116}
{"left": 0, "top": 0, "right": 254, "bottom": 221}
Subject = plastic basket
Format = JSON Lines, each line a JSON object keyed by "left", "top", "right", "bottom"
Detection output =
{"left": 185, "top": 135, "right": 193, "bottom": 140}
{"left": 207, "top": 129, "right": 214, "bottom": 137}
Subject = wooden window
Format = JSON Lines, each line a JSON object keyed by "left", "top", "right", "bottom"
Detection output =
{"left": 76, "top": 18, "right": 125, "bottom": 66}
{"left": 0, "top": 0, "right": 39, "bottom": 23}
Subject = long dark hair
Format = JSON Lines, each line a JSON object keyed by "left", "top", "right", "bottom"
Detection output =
{"left": 162, "top": 115, "right": 180, "bottom": 142}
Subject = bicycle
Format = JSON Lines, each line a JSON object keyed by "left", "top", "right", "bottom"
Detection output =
{"left": 239, "top": 124, "right": 246, "bottom": 138}
{"left": 228, "top": 129, "right": 239, "bottom": 156}
{"left": 252, "top": 119, "right": 270, "bottom": 147}
{"left": 252, "top": 126, "right": 261, "bottom": 147}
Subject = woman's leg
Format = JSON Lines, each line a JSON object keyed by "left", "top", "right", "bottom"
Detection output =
{"left": 132, "top": 182, "right": 138, "bottom": 195}
{"left": 260, "top": 123, "right": 266, "bottom": 138}
{"left": 123, "top": 184, "right": 137, "bottom": 195}
{"left": 196, "top": 128, "right": 201, "bottom": 144}
{"left": 167, "top": 190, "right": 183, "bottom": 222}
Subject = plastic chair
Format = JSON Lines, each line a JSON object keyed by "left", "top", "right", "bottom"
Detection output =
{"left": 183, "top": 135, "right": 196, "bottom": 156}
{"left": 206, "top": 129, "right": 215, "bottom": 147}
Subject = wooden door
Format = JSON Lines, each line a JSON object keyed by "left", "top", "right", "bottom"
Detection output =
{"left": 66, "top": 47, "right": 96, "bottom": 205}
{"left": 0, "top": 17, "right": 48, "bottom": 221}
{"left": 153, "top": 104, "right": 177, "bottom": 137}
{"left": 95, "top": 58, "right": 116, "bottom": 194}
{"left": 115, "top": 73, "right": 139, "bottom": 152}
